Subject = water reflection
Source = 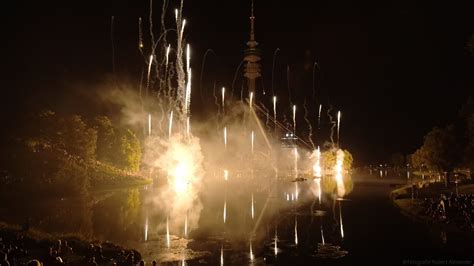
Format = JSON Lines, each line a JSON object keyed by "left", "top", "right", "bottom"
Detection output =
{"left": 1, "top": 170, "right": 356, "bottom": 264}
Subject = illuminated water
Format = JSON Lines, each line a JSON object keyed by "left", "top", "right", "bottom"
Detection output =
{"left": 1, "top": 172, "right": 471, "bottom": 265}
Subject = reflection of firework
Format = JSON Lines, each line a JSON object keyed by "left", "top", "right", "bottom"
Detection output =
{"left": 334, "top": 149, "right": 345, "bottom": 197}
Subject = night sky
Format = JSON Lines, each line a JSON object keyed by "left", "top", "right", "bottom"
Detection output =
{"left": 3, "top": 0, "right": 473, "bottom": 165}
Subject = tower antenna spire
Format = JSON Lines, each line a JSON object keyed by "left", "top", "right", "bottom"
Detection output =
{"left": 243, "top": 0, "right": 261, "bottom": 96}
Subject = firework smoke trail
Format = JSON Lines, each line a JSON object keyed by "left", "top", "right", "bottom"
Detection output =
{"left": 138, "top": 17, "right": 144, "bottom": 50}
{"left": 339, "top": 201, "right": 344, "bottom": 239}
{"left": 249, "top": 92, "right": 254, "bottom": 110}
{"left": 274, "top": 228, "right": 278, "bottom": 256}
{"left": 146, "top": 55, "right": 153, "bottom": 96}
{"left": 148, "top": 113, "right": 152, "bottom": 136}
{"left": 303, "top": 99, "right": 315, "bottom": 148}
{"left": 186, "top": 117, "right": 190, "bottom": 137}
{"left": 230, "top": 60, "right": 245, "bottom": 99}
{"left": 249, "top": 240, "right": 254, "bottom": 261}
{"left": 199, "top": 49, "right": 216, "bottom": 103}
{"left": 184, "top": 213, "right": 188, "bottom": 237}
{"left": 165, "top": 44, "right": 171, "bottom": 67}
{"left": 221, "top": 87, "right": 225, "bottom": 113}
{"left": 312, "top": 61, "right": 319, "bottom": 99}
{"left": 318, "top": 104, "right": 322, "bottom": 129}
{"left": 223, "top": 127, "right": 227, "bottom": 149}
{"left": 251, "top": 131, "right": 255, "bottom": 154}
{"left": 287, "top": 65, "right": 292, "bottom": 105}
{"left": 168, "top": 111, "right": 173, "bottom": 138}
{"left": 294, "top": 216, "right": 298, "bottom": 245}
{"left": 212, "top": 82, "right": 220, "bottom": 116}
{"left": 337, "top": 110, "right": 341, "bottom": 145}
{"left": 175, "top": 2, "right": 186, "bottom": 121}
{"left": 273, "top": 96, "right": 277, "bottom": 130}
{"left": 292, "top": 105, "right": 296, "bottom": 133}
{"left": 144, "top": 216, "right": 148, "bottom": 241}
{"left": 251, "top": 193, "right": 255, "bottom": 220}
{"left": 328, "top": 105, "right": 336, "bottom": 145}
{"left": 223, "top": 200, "right": 227, "bottom": 224}
{"left": 271, "top": 48, "right": 280, "bottom": 95}
{"left": 149, "top": 0, "right": 155, "bottom": 49}
{"left": 184, "top": 44, "right": 192, "bottom": 119}
{"left": 220, "top": 245, "right": 224, "bottom": 265}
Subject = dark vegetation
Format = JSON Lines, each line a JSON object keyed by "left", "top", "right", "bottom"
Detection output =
{"left": 0, "top": 111, "right": 148, "bottom": 198}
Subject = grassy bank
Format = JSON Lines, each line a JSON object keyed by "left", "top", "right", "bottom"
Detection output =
{"left": 0, "top": 222, "right": 142, "bottom": 265}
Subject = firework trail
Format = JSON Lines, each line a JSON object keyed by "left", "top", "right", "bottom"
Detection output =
{"left": 287, "top": 65, "right": 292, "bottom": 105}
{"left": 168, "top": 111, "right": 173, "bottom": 138}
{"left": 146, "top": 55, "right": 154, "bottom": 97}
{"left": 312, "top": 61, "right": 319, "bottom": 100}
{"left": 212, "top": 82, "right": 220, "bottom": 116}
{"left": 221, "top": 87, "right": 225, "bottom": 113}
{"left": 231, "top": 60, "right": 245, "bottom": 100}
{"left": 138, "top": 17, "right": 144, "bottom": 50}
{"left": 273, "top": 96, "right": 277, "bottom": 131}
{"left": 337, "top": 110, "right": 341, "bottom": 145}
{"left": 199, "top": 49, "right": 216, "bottom": 103}
{"left": 223, "top": 127, "right": 227, "bottom": 149}
{"left": 149, "top": 0, "right": 155, "bottom": 49}
{"left": 318, "top": 104, "right": 322, "bottom": 129}
{"left": 292, "top": 105, "right": 296, "bottom": 133}
{"left": 249, "top": 92, "right": 254, "bottom": 109}
{"left": 327, "top": 105, "right": 336, "bottom": 146}
{"left": 303, "top": 99, "right": 315, "bottom": 148}
{"left": 271, "top": 48, "right": 280, "bottom": 95}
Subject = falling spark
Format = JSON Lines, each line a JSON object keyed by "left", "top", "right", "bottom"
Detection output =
{"left": 223, "top": 127, "right": 227, "bottom": 149}
{"left": 335, "top": 149, "right": 345, "bottom": 197}
{"left": 294, "top": 216, "right": 298, "bottom": 245}
{"left": 292, "top": 105, "right": 296, "bottom": 133}
{"left": 223, "top": 200, "right": 227, "bottom": 224}
{"left": 339, "top": 201, "right": 344, "bottom": 239}
{"left": 224, "top": 170, "right": 228, "bottom": 181}
{"left": 318, "top": 104, "right": 322, "bottom": 129}
{"left": 251, "top": 194, "right": 255, "bottom": 219}
{"left": 166, "top": 44, "right": 171, "bottom": 66}
{"left": 249, "top": 240, "right": 254, "bottom": 261}
{"left": 148, "top": 113, "right": 152, "bottom": 136}
{"left": 337, "top": 111, "right": 341, "bottom": 144}
{"left": 220, "top": 245, "right": 224, "bottom": 266}
{"left": 251, "top": 131, "right": 255, "bottom": 154}
{"left": 273, "top": 96, "right": 277, "bottom": 128}
{"left": 221, "top": 87, "right": 225, "bottom": 112}
{"left": 168, "top": 111, "right": 173, "bottom": 138}
{"left": 166, "top": 216, "right": 170, "bottom": 248}
{"left": 184, "top": 213, "right": 188, "bottom": 238}
{"left": 144, "top": 216, "right": 148, "bottom": 241}
{"left": 249, "top": 92, "right": 254, "bottom": 109}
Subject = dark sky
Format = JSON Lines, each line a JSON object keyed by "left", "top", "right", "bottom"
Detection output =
{"left": 3, "top": 0, "right": 473, "bottom": 165}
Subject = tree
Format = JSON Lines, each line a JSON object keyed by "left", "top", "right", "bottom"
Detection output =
{"left": 92, "top": 116, "right": 116, "bottom": 163}
{"left": 114, "top": 129, "right": 141, "bottom": 172}
{"left": 411, "top": 125, "right": 460, "bottom": 174}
